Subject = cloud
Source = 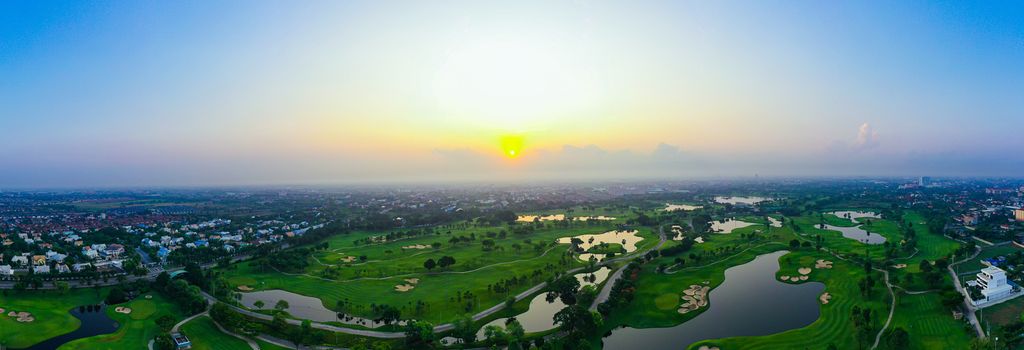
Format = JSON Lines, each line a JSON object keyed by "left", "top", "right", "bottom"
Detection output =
{"left": 853, "top": 122, "right": 879, "bottom": 150}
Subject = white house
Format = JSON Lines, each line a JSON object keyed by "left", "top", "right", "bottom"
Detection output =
{"left": 969, "top": 266, "right": 1017, "bottom": 306}
{"left": 11, "top": 255, "right": 28, "bottom": 266}
{"left": 0, "top": 265, "right": 12, "bottom": 276}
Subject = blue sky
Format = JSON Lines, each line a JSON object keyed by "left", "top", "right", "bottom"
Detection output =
{"left": 1, "top": 1, "right": 1023, "bottom": 187}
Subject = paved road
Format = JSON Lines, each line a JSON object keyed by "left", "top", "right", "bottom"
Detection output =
{"left": 948, "top": 245, "right": 985, "bottom": 338}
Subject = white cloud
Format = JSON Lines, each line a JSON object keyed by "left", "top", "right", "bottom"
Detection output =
{"left": 853, "top": 122, "right": 879, "bottom": 150}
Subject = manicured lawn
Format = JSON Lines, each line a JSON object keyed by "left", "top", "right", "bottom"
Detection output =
{"left": 962, "top": 245, "right": 1022, "bottom": 272}
{"left": 218, "top": 222, "right": 660, "bottom": 325}
{"left": 179, "top": 316, "right": 251, "bottom": 350}
{"left": 0, "top": 288, "right": 108, "bottom": 349}
{"left": 885, "top": 292, "right": 973, "bottom": 350}
{"left": 60, "top": 293, "right": 187, "bottom": 350}
{"left": 256, "top": 339, "right": 291, "bottom": 350}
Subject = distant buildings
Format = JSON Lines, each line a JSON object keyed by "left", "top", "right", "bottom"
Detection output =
{"left": 1015, "top": 208, "right": 1024, "bottom": 222}
{"left": 919, "top": 176, "right": 932, "bottom": 187}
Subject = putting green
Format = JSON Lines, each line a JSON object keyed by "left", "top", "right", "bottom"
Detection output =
{"left": 654, "top": 293, "right": 679, "bottom": 310}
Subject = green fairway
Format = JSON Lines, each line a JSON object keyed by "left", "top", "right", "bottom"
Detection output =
{"left": 218, "top": 220, "right": 657, "bottom": 325}
{"left": 179, "top": 316, "right": 252, "bottom": 350}
{"left": 0, "top": 288, "right": 108, "bottom": 349}
{"left": 885, "top": 292, "right": 973, "bottom": 350}
{"left": 60, "top": 294, "right": 187, "bottom": 350}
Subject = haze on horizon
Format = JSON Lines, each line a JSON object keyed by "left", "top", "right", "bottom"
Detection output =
{"left": 2, "top": 1, "right": 1023, "bottom": 188}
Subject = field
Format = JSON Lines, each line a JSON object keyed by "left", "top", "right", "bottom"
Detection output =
{"left": 179, "top": 316, "right": 252, "bottom": 350}
{"left": 218, "top": 209, "right": 652, "bottom": 325}
{"left": 961, "top": 244, "right": 1022, "bottom": 272}
{"left": 0, "top": 288, "right": 108, "bottom": 349}
{"left": 60, "top": 293, "right": 186, "bottom": 350}
{"left": 886, "top": 292, "right": 974, "bottom": 350}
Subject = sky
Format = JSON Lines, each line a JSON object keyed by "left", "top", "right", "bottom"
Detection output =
{"left": 1, "top": 1, "right": 1023, "bottom": 188}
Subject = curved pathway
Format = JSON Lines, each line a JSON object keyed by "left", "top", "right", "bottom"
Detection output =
{"left": 590, "top": 225, "right": 668, "bottom": 310}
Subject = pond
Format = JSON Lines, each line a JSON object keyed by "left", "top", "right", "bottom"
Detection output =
{"left": 240, "top": 290, "right": 398, "bottom": 328}
{"left": 517, "top": 214, "right": 616, "bottom": 222}
{"left": 664, "top": 203, "right": 703, "bottom": 212}
{"left": 21, "top": 305, "right": 119, "bottom": 350}
{"left": 710, "top": 218, "right": 757, "bottom": 234}
{"left": 714, "top": 196, "right": 770, "bottom": 205}
{"left": 823, "top": 224, "right": 886, "bottom": 244}
{"left": 602, "top": 251, "right": 825, "bottom": 349}
{"left": 476, "top": 267, "right": 612, "bottom": 339}
{"left": 829, "top": 210, "right": 881, "bottom": 223}
{"left": 557, "top": 230, "right": 643, "bottom": 262}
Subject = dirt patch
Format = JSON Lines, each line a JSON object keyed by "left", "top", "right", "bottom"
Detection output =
{"left": 820, "top": 292, "right": 832, "bottom": 304}
{"left": 798, "top": 267, "right": 812, "bottom": 275}
{"left": 402, "top": 245, "right": 430, "bottom": 249}
{"left": 114, "top": 307, "right": 132, "bottom": 314}
{"left": 237, "top": 285, "right": 254, "bottom": 291}
{"left": 404, "top": 278, "right": 419, "bottom": 284}
{"left": 678, "top": 285, "right": 710, "bottom": 314}
{"left": 395, "top": 284, "right": 416, "bottom": 292}
{"left": 815, "top": 259, "right": 833, "bottom": 269}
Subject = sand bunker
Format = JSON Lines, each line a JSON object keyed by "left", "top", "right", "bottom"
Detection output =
{"left": 144, "top": 295, "right": 153, "bottom": 299}
{"left": 798, "top": 267, "right": 812, "bottom": 275}
{"left": 815, "top": 260, "right": 833, "bottom": 269}
{"left": 114, "top": 307, "right": 132, "bottom": 314}
{"left": 395, "top": 284, "right": 416, "bottom": 292}
{"left": 694, "top": 237, "right": 705, "bottom": 244}
{"left": 678, "top": 285, "right": 710, "bottom": 314}
{"left": 402, "top": 245, "right": 430, "bottom": 249}
{"left": 799, "top": 275, "right": 809, "bottom": 281}
{"left": 237, "top": 285, "right": 254, "bottom": 291}
{"left": 340, "top": 255, "right": 356, "bottom": 263}
{"left": 697, "top": 346, "right": 721, "bottom": 350}
{"left": 0, "top": 308, "right": 4, "bottom": 314}
{"left": 892, "top": 264, "right": 907, "bottom": 269}
{"left": 404, "top": 278, "right": 419, "bottom": 284}
{"left": 780, "top": 275, "right": 790, "bottom": 281}
{"left": 9, "top": 311, "right": 34, "bottom": 323}
{"left": 820, "top": 292, "right": 832, "bottom": 304}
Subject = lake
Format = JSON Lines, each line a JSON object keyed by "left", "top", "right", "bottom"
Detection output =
{"left": 557, "top": 230, "right": 643, "bottom": 261}
{"left": 829, "top": 210, "right": 881, "bottom": 223}
{"left": 602, "top": 251, "right": 824, "bottom": 349}
{"left": 21, "top": 305, "right": 119, "bottom": 350}
{"left": 476, "top": 267, "right": 611, "bottom": 339}
{"left": 240, "top": 289, "right": 397, "bottom": 327}
{"left": 714, "top": 196, "right": 770, "bottom": 205}
{"left": 664, "top": 203, "right": 703, "bottom": 212}
{"left": 710, "top": 218, "right": 757, "bottom": 234}
{"left": 823, "top": 224, "right": 886, "bottom": 244}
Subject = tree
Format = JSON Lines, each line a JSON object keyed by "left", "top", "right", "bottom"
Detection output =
{"left": 275, "top": 299, "right": 290, "bottom": 311}
{"left": 886, "top": 327, "right": 909, "bottom": 349}
{"left": 404, "top": 320, "right": 436, "bottom": 347}
{"left": 106, "top": 287, "right": 127, "bottom": 304}
{"left": 505, "top": 318, "right": 525, "bottom": 346}
{"left": 789, "top": 239, "right": 800, "bottom": 249}
{"left": 156, "top": 315, "right": 176, "bottom": 331}
{"left": 452, "top": 315, "right": 477, "bottom": 345}
{"left": 423, "top": 258, "right": 436, "bottom": 271}
{"left": 438, "top": 256, "right": 456, "bottom": 269}
{"left": 254, "top": 300, "right": 265, "bottom": 309}
{"left": 483, "top": 325, "right": 508, "bottom": 344}
{"left": 55, "top": 281, "right": 70, "bottom": 295}
{"left": 154, "top": 334, "right": 176, "bottom": 350}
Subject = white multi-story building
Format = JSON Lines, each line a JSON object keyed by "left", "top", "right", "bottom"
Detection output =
{"left": 969, "top": 266, "right": 1016, "bottom": 306}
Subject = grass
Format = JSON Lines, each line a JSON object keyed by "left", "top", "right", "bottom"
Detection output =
{"left": 179, "top": 316, "right": 251, "bottom": 350}
{"left": 979, "top": 294, "right": 1024, "bottom": 327}
{"left": 218, "top": 221, "right": 659, "bottom": 325}
{"left": 962, "top": 244, "right": 1022, "bottom": 272}
{"left": 60, "top": 293, "right": 187, "bottom": 350}
{"left": 884, "top": 292, "right": 974, "bottom": 350}
{"left": 0, "top": 288, "right": 109, "bottom": 349}
{"left": 256, "top": 338, "right": 291, "bottom": 350}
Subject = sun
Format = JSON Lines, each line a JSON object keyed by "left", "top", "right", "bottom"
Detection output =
{"left": 500, "top": 135, "right": 524, "bottom": 159}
